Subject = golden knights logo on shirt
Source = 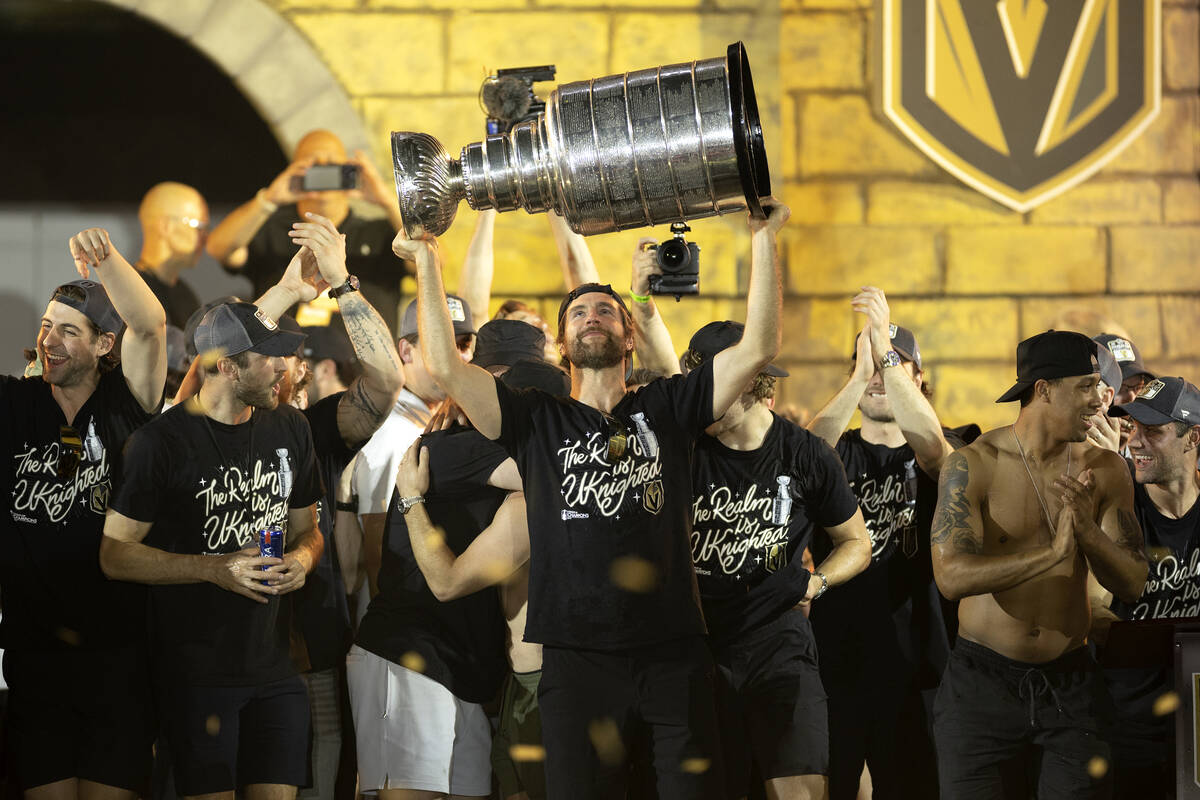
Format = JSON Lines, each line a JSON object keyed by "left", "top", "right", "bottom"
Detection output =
{"left": 880, "top": 0, "right": 1160, "bottom": 212}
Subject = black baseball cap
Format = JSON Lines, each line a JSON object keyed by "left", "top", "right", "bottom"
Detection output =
{"left": 50, "top": 280, "right": 124, "bottom": 334}
{"left": 474, "top": 319, "right": 546, "bottom": 371}
{"left": 851, "top": 323, "right": 922, "bottom": 370}
{"left": 276, "top": 316, "right": 307, "bottom": 358}
{"left": 301, "top": 320, "right": 356, "bottom": 366}
{"left": 399, "top": 295, "right": 475, "bottom": 339}
{"left": 687, "top": 321, "right": 788, "bottom": 377}
{"left": 1110, "top": 377, "right": 1200, "bottom": 426}
{"left": 1093, "top": 343, "right": 1123, "bottom": 392}
{"left": 1094, "top": 333, "right": 1155, "bottom": 383}
{"left": 193, "top": 302, "right": 307, "bottom": 359}
{"left": 996, "top": 330, "right": 1099, "bottom": 403}
{"left": 556, "top": 283, "right": 629, "bottom": 331}
{"left": 501, "top": 358, "right": 571, "bottom": 397}
{"left": 185, "top": 296, "right": 241, "bottom": 357}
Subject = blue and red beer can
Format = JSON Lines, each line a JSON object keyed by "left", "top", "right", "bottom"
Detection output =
{"left": 258, "top": 525, "right": 284, "bottom": 570}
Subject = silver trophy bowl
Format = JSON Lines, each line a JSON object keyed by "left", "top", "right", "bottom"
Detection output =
{"left": 391, "top": 42, "right": 770, "bottom": 237}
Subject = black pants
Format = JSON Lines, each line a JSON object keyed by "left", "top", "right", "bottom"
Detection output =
{"left": 538, "top": 637, "right": 723, "bottom": 800}
{"left": 933, "top": 639, "right": 1113, "bottom": 800}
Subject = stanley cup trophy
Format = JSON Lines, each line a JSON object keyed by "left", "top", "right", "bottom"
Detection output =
{"left": 391, "top": 42, "right": 771, "bottom": 238}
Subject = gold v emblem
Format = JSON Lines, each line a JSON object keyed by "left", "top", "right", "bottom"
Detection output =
{"left": 997, "top": 0, "right": 1049, "bottom": 78}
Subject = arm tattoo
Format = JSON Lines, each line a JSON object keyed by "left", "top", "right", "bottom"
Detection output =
{"left": 339, "top": 295, "right": 382, "bottom": 358}
{"left": 1115, "top": 508, "right": 1146, "bottom": 558}
{"left": 931, "top": 453, "right": 980, "bottom": 554}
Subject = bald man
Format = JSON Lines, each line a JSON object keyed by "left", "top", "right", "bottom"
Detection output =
{"left": 206, "top": 129, "right": 410, "bottom": 332}
{"left": 135, "top": 182, "right": 209, "bottom": 329}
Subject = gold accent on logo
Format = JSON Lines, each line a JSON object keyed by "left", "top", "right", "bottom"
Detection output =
{"left": 642, "top": 480, "right": 664, "bottom": 515}
{"left": 882, "top": 0, "right": 1161, "bottom": 212}
{"left": 764, "top": 544, "right": 786, "bottom": 574}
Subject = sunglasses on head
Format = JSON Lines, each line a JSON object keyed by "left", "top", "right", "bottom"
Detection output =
{"left": 602, "top": 412, "right": 629, "bottom": 461}
{"left": 58, "top": 425, "right": 82, "bottom": 479}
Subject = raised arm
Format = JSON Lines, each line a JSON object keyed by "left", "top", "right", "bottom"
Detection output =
{"left": 931, "top": 450, "right": 1074, "bottom": 601}
{"left": 207, "top": 159, "right": 312, "bottom": 268}
{"left": 100, "top": 510, "right": 279, "bottom": 604}
{"left": 549, "top": 211, "right": 599, "bottom": 288}
{"left": 456, "top": 209, "right": 497, "bottom": 322}
{"left": 394, "top": 232, "right": 502, "bottom": 440}
{"left": 807, "top": 327, "right": 873, "bottom": 447}
{"left": 629, "top": 237, "right": 681, "bottom": 377}
{"left": 289, "top": 214, "right": 404, "bottom": 447}
{"left": 855, "top": 287, "right": 952, "bottom": 477}
{"left": 1054, "top": 458, "right": 1147, "bottom": 605}
{"left": 68, "top": 228, "right": 166, "bottom": 412}
{"left": 711, "top": 200, "right": 788, "bottom": 418}
{"left": 397, "top": 440, "right": 529, "bottom": 601}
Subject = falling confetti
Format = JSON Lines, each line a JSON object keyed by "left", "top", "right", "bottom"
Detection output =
{"left": 198, "top": 347, "right": 226, "bottom": 369}
{"left": 1153, "top": 691, "right": 1180, "bottom": 717}
{"left": 680, "top": 758, "right": 710, "bottom": 774}
{"left": 610, "top": 556, "right": 659, "bottom": 592}
{"left": 55, "top": 627, "right": 81, "bottom": 647}
{"left": 509, "top": 744, "right": 546, "bottom": 762}
{"left": 588, "top": 717, "right": 626, "bottom": 765}
{"left": 424, "top": 530, "right": 445, "bottom": 550}
{"left": 400, "top": 651, "right": 426, "bottom": 673}
{"left": 205, "top": 714, "right": 221, "bottom": 737}
{"left": 483, "top": 558, "right": 514, "bottom": 582}
{"left": 1087, "top": 756, "right": 1108, "bottom": 779}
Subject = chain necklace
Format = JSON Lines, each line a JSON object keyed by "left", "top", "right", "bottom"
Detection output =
{"left": 1012, "top": 425, "right": 1069, "bottom": 534}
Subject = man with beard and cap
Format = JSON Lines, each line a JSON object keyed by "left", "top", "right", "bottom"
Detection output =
{"left": 395, "top": 197, "right": 790, "bottom": 799}
{"left": 252, "top": 215, "right": 404, "bottom": 800}
{"left": 134, "top": 182, "right": 210, "bottom": 329}
{"left": 929, "top": 330, "right": 1148, "bottom": 800}
{"left": 682, "top": 320, "right": 871, "bottom": 800}
{"left": 100, "top": 302, "right": 324, "bottom": 800}
{"left": 1094, "top": 333, "right": 1156, "bottom": 453}
{"left": 1095, "top": 376, "right": 1200, "bottom": 798}
{"left": 1084, "top": 341, "right": 1126, "bottom": 454}
{"left": 0, "top": 228, "right": 166, "bottom": 800}
{"left": 207, "top": 129, "right": 409, "bottom": 331}
{"left": 806, "top": 287, "right": 957, "bottom": 800}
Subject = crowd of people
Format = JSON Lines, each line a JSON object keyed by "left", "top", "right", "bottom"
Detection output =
{"left": 0, "top": 127, "right": 1191, "bottom": 800}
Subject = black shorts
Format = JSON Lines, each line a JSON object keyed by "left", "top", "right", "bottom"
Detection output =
{"left": 933, "top": 639, "right": 1113, "bottom": 800}
{"left": 538, "top": 637, "right": 723, "bottom": 800}
{"left": 712, "top": 609, "right": 828, "bottom": 796}
{"left": 160, "top": 674, "right": 310, "bottom": 795}
{"left": 2, "top": 644, "right": 155, "bottom": 792}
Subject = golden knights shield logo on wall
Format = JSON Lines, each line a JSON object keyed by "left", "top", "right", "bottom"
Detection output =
{"left": 881, "top": 0, "right": 1160, "bottom": 212}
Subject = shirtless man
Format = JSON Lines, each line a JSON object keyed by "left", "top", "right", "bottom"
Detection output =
{"left": 930, "top": 330, "right": 1148, "bottom": 799}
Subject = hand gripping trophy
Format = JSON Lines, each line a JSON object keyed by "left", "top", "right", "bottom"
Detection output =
{"left": 390, "top": 42, "right": 772, "bottom": 239}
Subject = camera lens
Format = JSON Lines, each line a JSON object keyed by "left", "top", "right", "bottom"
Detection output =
{"left": 657, "top": 240, "right": 691, "bottom": 271}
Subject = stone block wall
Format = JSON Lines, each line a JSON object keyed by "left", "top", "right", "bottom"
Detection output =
{"left": 265, "top": 0, "right": 1197, "bottom": 432}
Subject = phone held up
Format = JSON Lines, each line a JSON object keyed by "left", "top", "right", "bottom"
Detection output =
{"left": 290, "top": 164, "right": 360, "bottom": 194}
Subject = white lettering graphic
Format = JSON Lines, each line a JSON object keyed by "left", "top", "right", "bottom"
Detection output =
{"left": 690, "top": 483, "right": 789, "bottom": 575}
{"left": 10, "top": 435, "right": 109, "bottom": 524}
{"left": 196, "top": 459, "right": 288, "bottom": 551}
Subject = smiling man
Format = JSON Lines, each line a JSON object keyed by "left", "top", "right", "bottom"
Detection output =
{"left": 929, "top": 330, "right": 1148, "bottom": 800}
{"left": 100, "top": 302, "right": 324, "bottom": 800}
{"left": 0, "top": 227, "right": 167, "bottom": 800}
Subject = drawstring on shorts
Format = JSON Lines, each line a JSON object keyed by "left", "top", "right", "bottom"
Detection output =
{"left": 1017, "top": 667, "right": 1064, "bottom": 727}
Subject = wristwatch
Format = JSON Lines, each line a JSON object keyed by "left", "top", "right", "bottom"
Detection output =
{"left": 810, "top": 570, "right": 829, "bottom": 601}
{"left": 395, "top": 495, "right": 425, "bottom": 515}
{"left": 878, "top": 350, "right": 902, "bottom": 369}
{"left": 328, "top": 274, "right": 360, "bottom": 300}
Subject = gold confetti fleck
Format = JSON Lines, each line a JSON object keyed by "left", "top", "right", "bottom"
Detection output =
{"left": 610, "top": 556, "right": 659, "bottom": 593}
{"left": 1087, "top": 756, "right": 1108, "bottom": 779}
{"left": 423, "top": 530, "right": 445, "bottom": 550}
{"left": 1153, "top": 691, "right": 1180, "bottom": 717}
{"left": 205, "top": 715, "right": 221, "bottom": 737}
{"left": 483, "top": 558, "right": 514, "bottom": 582}
{"left": 198, "top": 347, "right": 226, "bottom": 369}
{"left": 588, "top": 717, "right": 626, "bottom": 765}
{"left": 55, "top": 627, "right": 81, "bottom": 647}
{"left": 400, "top": 651, "right": 426, "bottom": 673}
{"left": 509, "top": 744, "right": 546, "bottom": 762}
{"left": 680, "top": 757, "right": 710, "bottom": 774}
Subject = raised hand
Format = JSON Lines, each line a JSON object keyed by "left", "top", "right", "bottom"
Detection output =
{"left": 748, "top": 196, "right": 790, "bottom": 235}
{"left": 68, "top": 228, "right": 114, "bottom": 277}
{"left": 851, "top": 286, "right": 893, "bottom": 359}
{"left": 288, "top": 212, "right": 349, "bottom": 287}
{"left": 397, "top": 437, "right": 430, "bottom": 500}
{"left": 263, "top": 157, "right": 316, "bottom": 206}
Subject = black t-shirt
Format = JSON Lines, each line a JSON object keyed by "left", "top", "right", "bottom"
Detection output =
{"left": 1105, "top": 480, "right": 1200, "bottom": 762}
{"left": 294, "top": 392, "right": 360, "bottom": 672}
{"left": 228, "top": 208, "right": 407, "bottom": 333}
{"left": 494, "top": 362, "right": 715, "bottom": 651}
{"left": 810, "top": 429, "right": 951, "bottom": 691}
{"left": 110, "top": 402, "right": 323, "bottom": 686}
{"left": 691, "top": 414, "right": 859, "bottom": 647}
{"left": 0, "top": 370, "right": 154, "bottom": 650}
{"left": 138, "top": 269, "right": 200, "bottom": 331}
{"left": 355, "top": 426, "right": 508, "bottom": 704}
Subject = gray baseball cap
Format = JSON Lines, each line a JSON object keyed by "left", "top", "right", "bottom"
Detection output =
{"left": 1110, "top": 377, "right": 1200, "bottom": 426}
{"left": 193, "top": 302, "right": 306, "bottom": 358}
{"left": 50, "top": 280, "right": 124, "bottom": 334}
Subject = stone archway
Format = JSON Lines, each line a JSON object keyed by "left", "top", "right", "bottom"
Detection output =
{"left": 103, "top": 0, "right": 369, "bottom": 157}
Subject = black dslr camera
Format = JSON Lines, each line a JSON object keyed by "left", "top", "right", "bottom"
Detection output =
{"left": 481, "top": 65, "right": 556, "bottom": 135}
{"left": 647, "top": 223, "right": 700, "bottom": 299}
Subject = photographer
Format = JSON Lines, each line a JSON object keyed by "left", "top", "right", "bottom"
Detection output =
{"left": 206, "top": 129, "right": 410, "bottom": 332}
